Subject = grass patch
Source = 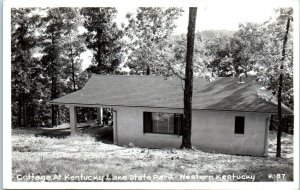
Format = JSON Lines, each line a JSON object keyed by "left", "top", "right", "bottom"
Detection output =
{"left": 12, "top": 128, "right": 293, "bottom": 182}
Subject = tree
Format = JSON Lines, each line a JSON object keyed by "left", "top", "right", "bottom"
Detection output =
{"left": 201, "top": 30, "right": 234, "bottom": 77}
{"left": 39, "top": 8, "right": 85, "bottom": 126}
{"left": 247, "top": 8, "right": 293, "bottom": 155}
{"left": 224, "top": 9, "right": 293, "bottom": 156}
{"left": 232, "top": 23, "right": 264, "bottom": 77}
{"left": 80, "top": 8, "right": 123, "bottom": 74}
{"left": 157, "top": 31, "right": 214, "bottom": 81}
{"left": 11, "top": 8, "right": 41, "bottom": 128}
{"left": 123, "top": 7, "right": 183, "bottom": 75}
{"left": 39, "top": 8, "right": 65, "bottom": 127}
{"left": 276, "top": 8, "right": 292, "bottom": 157}
{"left": 60, "top": 8, "right": 86, "bottom": 92}
{"left": 181, "top": 7, "right": 197, "bottom": 149}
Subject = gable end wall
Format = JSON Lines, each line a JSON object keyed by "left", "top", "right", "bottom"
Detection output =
{"left": 115, "top": 107, "right": 270, "bottom": 156}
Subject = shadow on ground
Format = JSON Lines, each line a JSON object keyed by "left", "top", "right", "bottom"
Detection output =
{"left": 35, "top": 124, "right": 113, "bottom": 144}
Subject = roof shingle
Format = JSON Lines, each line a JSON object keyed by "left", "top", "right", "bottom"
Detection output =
{"left": 51, "top": 75, "right": 293, "bottom": 114}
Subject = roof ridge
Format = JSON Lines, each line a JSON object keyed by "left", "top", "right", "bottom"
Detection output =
{"left": 92, "top": 74, "right": 165, "bottom": 77}
{"left": 91, "top": 74, "right": 256, "bottom": 80}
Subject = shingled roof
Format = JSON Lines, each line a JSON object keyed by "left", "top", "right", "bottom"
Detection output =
{"left": 51, "top": 75, "right": 293, "bottom": 114}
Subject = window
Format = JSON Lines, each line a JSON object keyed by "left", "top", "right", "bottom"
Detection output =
{"left": 143, "top": 112, "right": 183, "bottom": 135}
{"left": 235, "top": 116, "right": 245, "bottom": 134}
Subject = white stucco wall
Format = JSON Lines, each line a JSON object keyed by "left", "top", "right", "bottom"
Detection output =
{"left": 115, "top": 107, "right": 270, "bottom": 156}
{"left": 191, "top": 110, "right": 270, "bottom": 156}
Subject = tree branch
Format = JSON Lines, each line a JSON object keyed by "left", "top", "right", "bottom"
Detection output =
{"left": 159, "top": 50, "right": 185, "bottom": 81}
{"left": 167, "top": 61, "right": 186, "bottom": 81}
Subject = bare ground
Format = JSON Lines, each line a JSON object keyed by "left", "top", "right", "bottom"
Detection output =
{"left": 11, "top": 126, "right": 293, "bottom": 182}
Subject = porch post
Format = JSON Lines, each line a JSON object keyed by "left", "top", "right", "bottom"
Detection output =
{"left": 97, "top": 107, "right": 103, "bottom": 125}
{"left": 113, "top": 110, "right": 117, "bottom": 144}
{"left": 69, "top": 105, "right": 77, "bottom": 135}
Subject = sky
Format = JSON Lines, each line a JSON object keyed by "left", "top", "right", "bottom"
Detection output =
{"left": 115, "top": 0, "right": 294, "bottom": 33}
{"left": 81, "top": 0, "right": 295, "bottom": 70}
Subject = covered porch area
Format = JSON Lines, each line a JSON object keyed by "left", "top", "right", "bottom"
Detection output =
{"left": 68, "top": 104, "right": 118, "bottom": 144}
{"left": 50, "top": 102, "right": 118, "bottom": 144}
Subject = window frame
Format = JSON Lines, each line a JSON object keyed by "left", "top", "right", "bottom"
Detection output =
{"left": 234, "top": 116, "right": 245, "bottom": 135}
{"left": 143, "top": 112, "right": 183, "bottom": 136}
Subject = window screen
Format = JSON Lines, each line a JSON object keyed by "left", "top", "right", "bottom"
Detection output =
{"left": 174, "top": 113, "right": 183, "bottom": 135}
{"left": 152, "top": 113, "right": 174, "bottom": 134}
{"left": 235, "top": 116, "right": 245, "bottom": 134}
{"left": 143, "top": 112, "right": 183, "bottom": 135}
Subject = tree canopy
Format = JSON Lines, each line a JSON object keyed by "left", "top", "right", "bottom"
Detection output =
{"left": 11, "top": 7, "right": 293, "bottom": 132}
{"left": 80, "top": 8, "right": 123, "bottom": 74}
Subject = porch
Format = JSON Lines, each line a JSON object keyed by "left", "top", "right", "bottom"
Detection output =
{"left": 68, "top": 105, "right": 117, "bottom": 143}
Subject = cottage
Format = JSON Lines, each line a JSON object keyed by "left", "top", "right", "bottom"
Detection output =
{"left": 51, "top": 75, "right": 293, "bottom": 156}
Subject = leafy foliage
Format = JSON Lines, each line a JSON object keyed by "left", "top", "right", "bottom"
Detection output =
{"left": 80, "top": 8, "right": 123, "bottom": 74}
{"left": 12, "top": 8, "right": 87, "bottom": 127}
{"left": 11, "top": 7, "right": 293, "bottom": 132}
{"left": 11, "top": 8, "right": 43, "bottom": 128}
{"left": 123, "top": 7, "right": 183, "bottom": 75}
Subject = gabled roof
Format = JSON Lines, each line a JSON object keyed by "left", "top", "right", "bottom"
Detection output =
{"left": 51, "top": 74, "right": 293, "bottom": 114}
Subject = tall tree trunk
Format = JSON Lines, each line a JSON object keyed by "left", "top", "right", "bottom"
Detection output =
{"left": 17, "top": 92, "right": 23, "bottom": 128}
{"left": 24, "top": 100, "right": 27, "bottom": 127}
{"left": 50, "top": 57, "right": 58, "bottom": 127}
{"left": 51, "top": 71, "right": 58, "bottom": 127}
{"left": 69, "top": 39, "right": 77, "bottom": 91}
{"left": 71, "top": 63, "right": 76, "bottom": 91}
{"left": 21, "top": 89, "right": 25, "bottom": 127}
{"left": 276, "top": 16, "right": 290, "bottom": 158}
{"left": 146, "top": 65, "right": 151, "bottom": 75}
{"left": 181, "top": 7, "right": 197, "bottom": 149}
{"left": 51, "top": 32, "right": 58, "bottom": 127}
{"left": 31, "top": 100, "right": 35, "bottom": 128}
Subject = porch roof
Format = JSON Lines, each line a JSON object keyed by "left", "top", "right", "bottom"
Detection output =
{"left": 51, "top": 74, "right": 293, "bottom": 114}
